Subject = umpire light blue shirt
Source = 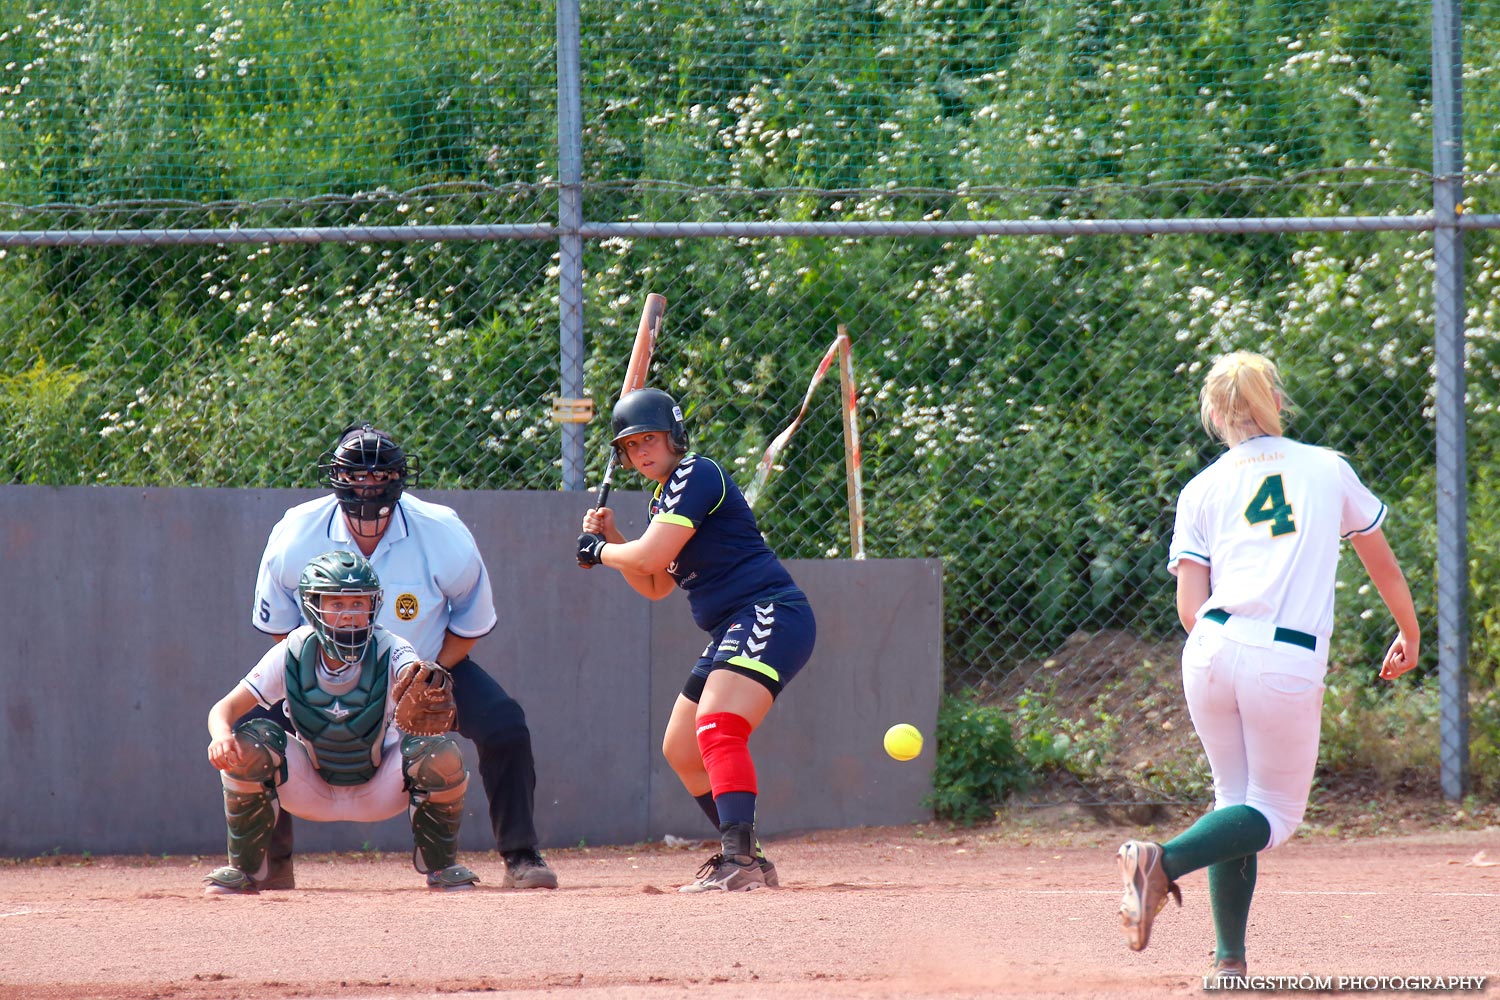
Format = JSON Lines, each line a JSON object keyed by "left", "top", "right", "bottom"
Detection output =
{"left": 252, "top": 493, "right": 497, "bottom": 662}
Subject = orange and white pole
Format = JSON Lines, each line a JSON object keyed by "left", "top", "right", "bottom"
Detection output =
{"left": 836, "top": 325, "right": 865, "bottom": 560}
{"left": 743, "top": 336, "right": 841, "bottom": 509}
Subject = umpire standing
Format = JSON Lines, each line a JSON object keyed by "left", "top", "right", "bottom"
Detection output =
{"left": 246, "top": 421, "right": 557, "bottom": 889}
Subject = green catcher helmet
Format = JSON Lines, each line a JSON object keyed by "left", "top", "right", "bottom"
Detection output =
{"left": 298, "top": 550, "right": 384, "bottom": 665}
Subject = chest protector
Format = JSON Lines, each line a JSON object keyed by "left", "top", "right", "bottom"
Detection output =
{"left": 284, "top": 632, "right": 392, "bottom": 786}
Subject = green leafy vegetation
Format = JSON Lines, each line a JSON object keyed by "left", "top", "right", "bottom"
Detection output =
{"left": 928, "top": 692, "right": 1031, "bottom": 824}
{"left": 1, "top": 2, "right": 1497, "bottom": 731}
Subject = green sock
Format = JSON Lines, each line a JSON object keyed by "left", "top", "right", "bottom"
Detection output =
{"left": 1160, "top": 804, "right": 1271, "bottom": 880}
{"left": 1208, "top": 852, "right": 1256, "bottom": 963}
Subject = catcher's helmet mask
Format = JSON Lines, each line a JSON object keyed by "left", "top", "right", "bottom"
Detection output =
{"left": 610, "top": 389, "right": 689, "bottom": 467}
{"left": 317, "top": 421, "right": 421, "bottom": 531}
{"left": 299, "top": 550, "right": 384, "bottom": 666}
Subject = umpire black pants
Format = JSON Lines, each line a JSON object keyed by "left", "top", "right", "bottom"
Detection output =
{"left": 251, "top": 655, "right": 541, "bottom": 859}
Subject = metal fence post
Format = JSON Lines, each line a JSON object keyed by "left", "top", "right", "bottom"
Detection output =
{"left": 557, "top": 0, "right": 586, "bottom": 491}
{"left": 1432, "top": 0, "right": 1469, "bottom": 800}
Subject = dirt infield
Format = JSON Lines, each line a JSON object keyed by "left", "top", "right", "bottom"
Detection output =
{"left": 2, "top": 823, "right": 1496, "bottom": 1000}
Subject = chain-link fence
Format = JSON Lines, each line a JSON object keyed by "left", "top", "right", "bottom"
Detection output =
{"left": 4, "top": 1, "right": 1498, "bottom": 805}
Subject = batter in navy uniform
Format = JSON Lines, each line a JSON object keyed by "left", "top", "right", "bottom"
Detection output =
{"left": 578, "top": 388, "right": 816, "bottom": 892}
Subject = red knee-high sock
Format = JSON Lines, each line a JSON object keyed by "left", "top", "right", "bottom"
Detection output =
{"left": 695, "top": 712, "right": 757, "bottom": 796}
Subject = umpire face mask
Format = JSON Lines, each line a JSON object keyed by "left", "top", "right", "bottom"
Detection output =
{"left": 318, "top": 423, "right": 419, "bottom": 537}
{"left": 332, "top": 468, "right": 403, "bottom": 536}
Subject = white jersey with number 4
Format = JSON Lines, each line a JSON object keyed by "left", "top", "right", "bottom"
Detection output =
{"left": 1167, "top": 436, "right": 1386, "bottom": 641}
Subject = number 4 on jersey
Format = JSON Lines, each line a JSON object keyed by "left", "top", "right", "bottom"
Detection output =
{"left": 1245, "top": 474, "right": 1297, "bottom": 537}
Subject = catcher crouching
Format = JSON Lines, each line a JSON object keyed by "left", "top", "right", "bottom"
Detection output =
{"left": 204, "top": 550, "right": 477, "bottom": 894}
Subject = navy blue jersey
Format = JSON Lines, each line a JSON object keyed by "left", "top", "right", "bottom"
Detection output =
{"left": 648, "top": 453, "right": 801, "bottom": 632}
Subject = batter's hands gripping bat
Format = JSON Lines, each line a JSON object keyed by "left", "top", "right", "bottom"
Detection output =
{"left": 591, "top": 292, "right": 665, "bottom": 514}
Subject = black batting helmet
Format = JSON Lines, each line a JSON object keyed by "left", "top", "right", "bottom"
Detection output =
{"left": 317, "top": 422, "right": 420, "bottom": 523}
{"left": 610, "top": 388, "right": 688, "bottom": 455}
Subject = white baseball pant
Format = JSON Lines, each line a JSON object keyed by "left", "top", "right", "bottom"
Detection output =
{"left": 1181, "top": 615, "right": 1327, "bottom": 849}
{"left": 276, "top": 735, "right": 409, "bottom": 823}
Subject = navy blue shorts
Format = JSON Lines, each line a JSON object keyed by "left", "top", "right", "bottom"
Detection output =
{"left": 683, "top": 597, "right": 816, "bottom": 701}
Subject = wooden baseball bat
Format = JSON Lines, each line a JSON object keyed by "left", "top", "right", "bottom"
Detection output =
{"left": 594, "top": 293, "right": 666, "bottom": 513}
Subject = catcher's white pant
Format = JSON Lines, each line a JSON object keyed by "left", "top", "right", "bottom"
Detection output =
{"left": 1182, "top": 615, "right": 1327, "bottom": 850}
{"left": 277, "top": 735, "right": 408, "bottom": 823}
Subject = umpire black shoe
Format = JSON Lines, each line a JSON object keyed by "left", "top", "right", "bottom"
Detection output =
{"left": 502, "top": 848, "right": 558, "bottom": 889}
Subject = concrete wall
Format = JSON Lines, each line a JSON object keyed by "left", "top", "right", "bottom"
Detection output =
{"left": 0, "top": 485, "right": 942, "bottom": 856}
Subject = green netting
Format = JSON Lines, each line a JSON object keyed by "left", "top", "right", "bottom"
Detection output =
{"left": 580, "top": 0, "right": 1436, "bottom": 197}
{"left": 6, "top": 1, "right": 1498, "bottom": 207}
{"left": 0, "top": 0, "right": 555, "bottom": 203}
{"left": 2, "top": 1, "right": 1497, "bottom": 802}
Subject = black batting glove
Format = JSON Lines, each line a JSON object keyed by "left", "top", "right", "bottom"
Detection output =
{"left": 577, "top": 532, "right": 607, "bottom": 568}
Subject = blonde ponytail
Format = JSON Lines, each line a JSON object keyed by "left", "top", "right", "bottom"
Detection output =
{"left": 1199, "top": 351, "right": 1288, "bottom": 445}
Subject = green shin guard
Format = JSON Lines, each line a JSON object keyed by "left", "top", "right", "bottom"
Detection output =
{"left": 222, "top": 783, "right": 280, "bottom": 880}
{"left": 220, "top": 719, "right": 288, "bottom": 880}
{"left": 402, "top": 734, "right": 468, "bottom": 874}
{"left": 1208, "top": 852, "right": 1257, "bottom": 963}
{"left": 409, "top": 792, "right": 466, "bottom": 873}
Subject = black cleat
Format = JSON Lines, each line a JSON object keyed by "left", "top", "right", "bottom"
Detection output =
{"left": 502, "top": 848, "right": 558, "bottom": 889}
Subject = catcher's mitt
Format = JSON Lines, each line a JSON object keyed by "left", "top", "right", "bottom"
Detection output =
{"left": 392, "top": 661, "right": 457, "bottom": 737}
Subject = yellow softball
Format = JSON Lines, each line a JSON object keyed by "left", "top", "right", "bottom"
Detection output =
{"left": 883, "top": 723, "right": 923, "bottom": 761}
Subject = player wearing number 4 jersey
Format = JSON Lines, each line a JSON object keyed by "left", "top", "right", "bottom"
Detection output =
{"left": 577, "top": 389, "right": 817, "bottom": 892}
{"left": 1116, "top": 352, "right": 1420, "bottom": 984}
